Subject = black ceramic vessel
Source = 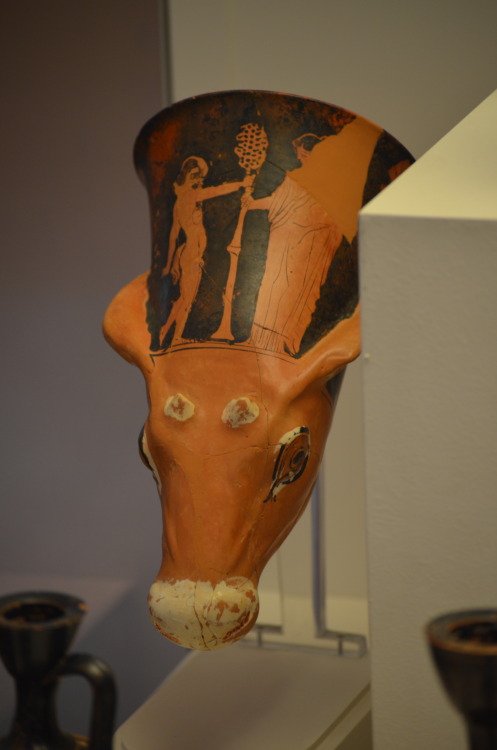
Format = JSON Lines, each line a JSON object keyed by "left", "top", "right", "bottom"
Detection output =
{"left": 426, "top": 609, "right": 497, "bottom": 750}
{"left": 0, "top": 591, "right": 116, "bottom": 750}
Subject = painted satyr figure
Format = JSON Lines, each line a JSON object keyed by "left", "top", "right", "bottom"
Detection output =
{"left": 104, "top": 91, "right": 413, "bottom": 650}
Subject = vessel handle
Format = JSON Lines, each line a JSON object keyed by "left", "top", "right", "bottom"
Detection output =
{"left": 61, "top": 653, "right": 117, "bottom": 750}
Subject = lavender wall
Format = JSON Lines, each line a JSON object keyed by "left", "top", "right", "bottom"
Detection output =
{"left": 0, "top": 0, "right": 185, "bottom": 731}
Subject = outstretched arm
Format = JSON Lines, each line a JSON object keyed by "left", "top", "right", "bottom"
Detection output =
{"left": 199, "top": 173, "right": 254, "bottom": 201}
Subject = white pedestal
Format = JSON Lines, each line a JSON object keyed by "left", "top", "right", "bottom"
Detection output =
{"left": 114, "top": 643, "right": 370, "bottom": 750}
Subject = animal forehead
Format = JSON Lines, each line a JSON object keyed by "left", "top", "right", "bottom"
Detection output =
{"left": 152, "top": 348, "right": 287, "bottom": 392}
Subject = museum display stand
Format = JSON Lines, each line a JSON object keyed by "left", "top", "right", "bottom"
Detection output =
{"left": 113, "top": 644, "right": 370, "bottom": 750}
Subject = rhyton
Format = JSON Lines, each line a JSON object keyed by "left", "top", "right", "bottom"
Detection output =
{"left": 104, "top": 91, "right": 413, "bottom": 650}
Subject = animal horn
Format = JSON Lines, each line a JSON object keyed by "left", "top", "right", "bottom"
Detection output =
{"left": 290, "top": 304, "right": 361, "bottom": 396}
{"left": 103, "top": 272, "right": 153, "bottom": 374}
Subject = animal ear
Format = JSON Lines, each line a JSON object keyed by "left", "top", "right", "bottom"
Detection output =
{"left": 293, "top": 305, "right": 361, "bottom": 394}
{"left": 103, "top": 272, "right": 153, "bottom": 374}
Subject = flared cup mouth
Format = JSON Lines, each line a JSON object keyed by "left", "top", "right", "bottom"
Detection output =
{"left": 0, "top": 591, "right": 87, "bottom": 630}
{"left": 426, "top": 609, "right": 497, "bottom": 655}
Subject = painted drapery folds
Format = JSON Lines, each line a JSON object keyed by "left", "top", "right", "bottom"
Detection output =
{"left": 104, "top": 91, "right": 413, "bottom": 650}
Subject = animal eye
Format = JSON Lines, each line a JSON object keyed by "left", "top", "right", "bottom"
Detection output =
{"left": 138, "top": 426, "right": 151, "bottom": 470}
{"left": 264, "top": 427, "right": 310, "bottom": 503}
{"left": 138, "top": 425, "right": 162, "bottom": 492}
{"left": 290, "top": 449, "right": 306, "bottom": 469}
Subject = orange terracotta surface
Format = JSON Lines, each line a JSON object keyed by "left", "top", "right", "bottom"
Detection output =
{"left": 103, "top": 91, "right": 413, "bottom": 650}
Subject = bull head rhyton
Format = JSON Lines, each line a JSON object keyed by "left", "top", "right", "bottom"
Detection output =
{"left": 104, "top": 91, "right": 413, "bottom": 650}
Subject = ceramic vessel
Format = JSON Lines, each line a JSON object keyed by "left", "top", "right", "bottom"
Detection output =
{"left": 0, "top": 591, "right": 116, "bottom": 750}
{"left": 104, "top": 90, "right": 413, "bottom": 650}
{"left": 426, "top": 609, "right": 497, "bottom": 749}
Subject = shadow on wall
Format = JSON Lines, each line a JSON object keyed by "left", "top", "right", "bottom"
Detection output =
{"left": 0, "top": 582, "right": 186, "bottom": 735}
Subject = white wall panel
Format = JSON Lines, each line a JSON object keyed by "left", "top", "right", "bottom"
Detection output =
{"left": 360, "top": 90, "right": 497, "bottom": 749}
